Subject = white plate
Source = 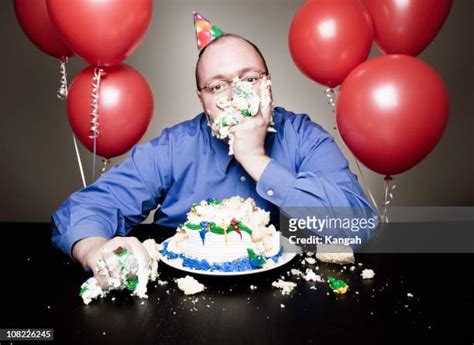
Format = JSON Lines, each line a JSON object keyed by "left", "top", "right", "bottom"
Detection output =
{"left": 159, "top": 239, "right": 297, "bottom": 277}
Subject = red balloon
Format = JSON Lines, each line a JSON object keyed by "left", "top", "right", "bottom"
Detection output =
{"left": 289, "top": 0, "right": 374, "bottom": 88}
{"left": 336, "top": 55, "right": 449, "bottom": 176}
{"left": 14, "top": 0, "right": 72, "bottom": 58}
{"left": 362, "top": 0, "right": 452, "bottom": 56}
{"left": 67, "top": 64, "right": 154, "bottom": 158}
{"left": 46, "top": 0, "right": 152, "bottom": 66}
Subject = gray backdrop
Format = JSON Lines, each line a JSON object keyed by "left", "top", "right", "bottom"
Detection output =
{"left": 0, "top": 0, "right": 472, "bottom": 222}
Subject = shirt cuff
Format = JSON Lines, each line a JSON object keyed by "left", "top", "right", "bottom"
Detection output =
{"left": 58, "top": 222, "right": 114, "bottom": 261}
{"left": 256, "top": 159, "right": 297, "bottom": 207}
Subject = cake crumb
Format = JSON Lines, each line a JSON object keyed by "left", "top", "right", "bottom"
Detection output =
{"left": 291, "top": 268, "right": 303, "bottom": 276}
{"left": 175, "top": 276, "right": 206, "bottom": 295}
{"left": 304, "top": 269, "right": 323, "bottom": 282}
{"left": 272, "top": 279, "right": 297, "bottom": 295}
{"left": 361, "top": 269, "right": 375, "bottom": 280}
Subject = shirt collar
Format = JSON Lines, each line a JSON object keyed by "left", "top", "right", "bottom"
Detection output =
{"left": 200, "top": 111, "right": 278, "bottom": 173}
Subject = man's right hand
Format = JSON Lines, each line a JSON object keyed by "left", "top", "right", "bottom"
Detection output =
{"left": 72, "top": 236, "right": 151, "bottom": 289}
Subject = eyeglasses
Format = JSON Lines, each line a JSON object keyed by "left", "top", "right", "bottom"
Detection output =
{"left": 199, "top": 71, "right": 268, "bottom": 94}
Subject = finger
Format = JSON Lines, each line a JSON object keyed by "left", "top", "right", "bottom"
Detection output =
{"left": 259, "top": 76, "right": 272, "bottom": 123}
{"left": 229, "top": 118, "right": 255, "bottom": 134}
{"left": 127, "top": 237, "right": 151, "bottom": 270}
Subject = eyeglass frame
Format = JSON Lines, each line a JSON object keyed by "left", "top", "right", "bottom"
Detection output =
{"left": 198, "top": 70, "right": 269, "bottom": 94}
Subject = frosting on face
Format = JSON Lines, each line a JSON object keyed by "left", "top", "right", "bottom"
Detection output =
{"left": 207, "top": 77, "right": 275, "bottom": 154}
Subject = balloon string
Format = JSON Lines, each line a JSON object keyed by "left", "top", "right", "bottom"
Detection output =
{"left": 56, "top": 57, "right": 87, "bottom": 188}
{"left": 100, "top": 158, "right": 110, "bottom": 176}
{"left": 382, "top": 175, "right": 396, "bottom": 223}
{"left": 72, "top": 135, "right": 87, "bottom": 188}
{"left": 326, "top": 87, "right": 382, "bottom": 220}
{"left": 90, "top": 67, "right": 104, "bottom": 181}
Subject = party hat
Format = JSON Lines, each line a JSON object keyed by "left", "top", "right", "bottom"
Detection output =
{"left": 193, "top": 11, "right": 224, "bottom": 50}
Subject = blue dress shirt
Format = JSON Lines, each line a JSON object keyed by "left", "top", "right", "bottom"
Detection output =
{"left": 52, "top": 106, "right": 379, "bottom": 259}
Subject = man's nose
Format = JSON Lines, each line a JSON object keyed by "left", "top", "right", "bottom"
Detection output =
{"left": 226, "top": 85, "right": 235, "bottom": 100}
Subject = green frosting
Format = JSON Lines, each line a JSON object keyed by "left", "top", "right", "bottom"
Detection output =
{"left": 184, "top": 221, "right": 252, "bottom": 236}
{"left": 125, "top": 273, "right": 139, "bottom": 291}
{"left": 247, "top": 248, "right": 266, "bottom": 268}
{"left": 327, "top": 277, "right": 348, "bottom": 291}
{"left": 79, "top": 286, "right": 88, "bottom": 296}
{"left": 241, "top": 108, "right": 252, "bottom": 117}
{"left": 207, "top": 197, "right": 221, "bottom": 205}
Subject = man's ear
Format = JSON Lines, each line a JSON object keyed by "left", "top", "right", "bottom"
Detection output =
{"left": 196, "top": 89, "right": 202, "bottom": 101}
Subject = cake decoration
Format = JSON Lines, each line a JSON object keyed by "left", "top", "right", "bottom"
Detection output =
{"left": 327, "top": 277, "right": 349, "bottom": 295}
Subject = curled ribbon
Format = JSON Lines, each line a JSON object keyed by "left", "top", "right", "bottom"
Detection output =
{"left": 56, "top": 57, "right": 69, "bottom": 100}
{"left": 101, "top": 158, "right": 110, "bottom": 176}
{"left": 325, "top": 87, "right": 337, "bottom": 108}
{"left": 382, "top": 175, "right": 397, "bottom": 223}
{"left": 90, "top": 67, "right": 105, "bottom": 181}
{"left": 56, "top": 57, "right": 87, "bottom": 188}
{"left": 325, "top": 87, "right": 337, "bottom": 131}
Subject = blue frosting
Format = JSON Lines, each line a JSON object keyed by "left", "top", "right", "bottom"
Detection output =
{"left": 161, "top": 241, "right": 283, "bottom": 272}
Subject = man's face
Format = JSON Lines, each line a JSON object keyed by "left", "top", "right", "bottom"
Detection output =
{"left": 196, "top": 37, "right": 267, "bottom": 122}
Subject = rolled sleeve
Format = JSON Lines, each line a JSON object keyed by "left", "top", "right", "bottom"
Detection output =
{"left": 52, "top": 214, "right": 114, "bottom": 260}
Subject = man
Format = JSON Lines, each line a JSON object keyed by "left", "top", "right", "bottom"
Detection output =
{"left": 52, "top": 17, "right": 378, "bottom": 282}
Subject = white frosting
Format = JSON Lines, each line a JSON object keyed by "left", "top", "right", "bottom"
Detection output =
{"left": 304, "top": 268, "right": 323, "bottom": 282}
{"left": 79, "top": 239, "right": 161, "bottom": 305}
{"left": 272, "top": 279, "right": 297, "bottom": 295}
{"left": 361, "top": 268, "right": 375, "bottom": 279}
{"left": 208, "top": 78, "right": 275, "bottom": 155}
{"left": 175, "top": 275, "right": 206, "bottom": 295}
{"left": 166, "top": 196, "right": 280, "bottom": 264}
{"left": 80, "top": 278, "right": 105, "bottom": 305}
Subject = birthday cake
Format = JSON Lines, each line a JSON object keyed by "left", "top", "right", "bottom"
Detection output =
{"left": 161, "top": 196, "right": 282, "bottom": 272}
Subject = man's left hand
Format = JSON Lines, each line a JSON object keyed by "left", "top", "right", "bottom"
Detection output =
{"left": 229, "top": 76, "right": 273, "bottom": 181}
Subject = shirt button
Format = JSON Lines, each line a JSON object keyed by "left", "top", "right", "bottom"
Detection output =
{"left": 267, "top": 189, "right": 274, "bottom": 196}
{"left": 240, "top": 176, "right": 246, "bottom": 182}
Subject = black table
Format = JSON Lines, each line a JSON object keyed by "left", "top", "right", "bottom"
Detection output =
{"left": 1, "top": 223, "right": 472, "bottom": 345}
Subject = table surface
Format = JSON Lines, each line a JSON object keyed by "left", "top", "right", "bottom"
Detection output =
{"left": 1, "top": 222, "right": 472, "bottom": 345}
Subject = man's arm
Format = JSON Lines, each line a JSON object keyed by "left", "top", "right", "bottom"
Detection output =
{"left": 51, "top": 132, "right": 171, "bottom": 262}
{"left": 236, "top": 113, "right": 379, "bottom": 246}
